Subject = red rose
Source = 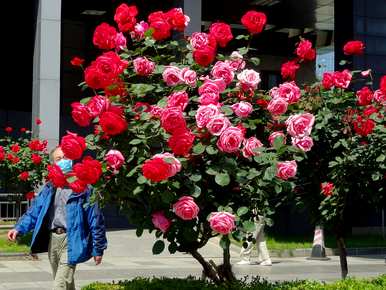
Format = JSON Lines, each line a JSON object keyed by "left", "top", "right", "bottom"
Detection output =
{"left": 71, "top": 102, "right": 93, "bottom": 127}
{"left": 25, "top": 192, "right": 35, "bottom": 200}
{"left": 60, "top": 132, "right": 86, "bottom": 160}
{"left": 281, "top": 60, "right": 299, "bottom": 80}
{"left": 150, "top": 20, "right": 171, "bottom": 41}
{"left": 209, "top": 22, "right": 233, "bottom": 48}
{"left": 5, "top": 127, "right": 12, "bottom": 133}
{"left": 241, "top": 11, "right": 267, "bottom": 34}
{"left": 0, "top": 146, "right": 4, "bottom": 162}
{"left": 168, "top": 130, "right": 195, "bottom": 156}
{"left": 19, "top": 171, "right": 29, "bottom": 181}
{"left": 161, "top": 107, "right": 187, "bottom": 134}
{"left": 295, "top": 39, "right": 316, "bottom": 61}
{"left": 47, "top": 164, "right": 67, "bottom": 188}
{"left": 322, "top": 72, "right": 334, "bottom": 90}
{"left": 20, "top": 128, "right": 27, "bottom": 133}
{"left": 343, "top": 40, "right": 365, "bottom": 55}
{"left": 10, "top": 144, "right": 20, "bottom": 153}
{"left": 70, "top": 57, "right": 84, "bottom": 67}
{"left": 356, "top": 86, "right": 373, "bottom": 106}
{"left": 114, "top": 4, "right": 138, "bottom": 32}
{"left": 93, "top": 23, "right": 117, "bottom": 50}
{"left": 86, "top": 95, "right": 110, "bottom": 118}
{"left": 99, "top": 111, "right": 128, "bottom": 136}
{"left": 193, "top": 47, "right": 216, "bottom": 67}
{"left": 380, "top": 75, "right": 386, "bottom": 95}
{"left": 142, "top": 158, "right": 171, "bottom": 182}
{"left": 73, "top": 156, "right": 102, "bottom": 185}
{"left": 69, "top": 179, "right": 88, "bottom": 193}
{"left": 353, "top": 116, "right": 375, "bottom": 136}
{"left": 165, "top": 8, "right": 188, "bottom": 32}
{"left": 31, "top": 153, "right": 42, "bottom": 165}
{"left": 29, "top": 139, "right": 47, "bottom": 151}
{"left": 36, "top": 118, "right": 42, "bottom": 125}
{"left": 321, "top": 182, "right": 334, "bottom": 197}
{"left": 7, "top": 154, "right": 20, "bottom": 164}
{"left": 104, "top": 79, "right": 128, "bottom": 98}
{"left": 363, "top": 105, "right": 378, "bottom": 116}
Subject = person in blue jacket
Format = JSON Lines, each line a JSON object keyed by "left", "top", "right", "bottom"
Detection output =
{"left": 7, "top": 146, "right": 107, "bottom": 290}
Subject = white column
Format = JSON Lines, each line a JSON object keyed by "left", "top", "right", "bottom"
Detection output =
{"left": 32, "top": 0, "right": 62, "bottom": 150}
{"left": 184, "top": 0, "right": 202, "bottom": 35}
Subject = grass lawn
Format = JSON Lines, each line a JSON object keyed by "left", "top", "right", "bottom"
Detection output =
{"left": 0, "top": 230, "right": 31, "bottom": 253}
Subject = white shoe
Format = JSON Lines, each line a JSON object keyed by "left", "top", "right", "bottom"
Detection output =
{"left": 236, "top": 260, "right": 251, "bottom": 265}
{"left": 259, "top": 259, "right": 272, "bottom": 266}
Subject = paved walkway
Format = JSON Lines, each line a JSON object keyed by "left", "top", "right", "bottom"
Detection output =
{"left": 0, "top": 229, "right": 385, "bottom": 289}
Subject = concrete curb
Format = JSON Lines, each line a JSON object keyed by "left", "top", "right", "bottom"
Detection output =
{"left": 266, "top": 247, "right": 386, "bottom": 258}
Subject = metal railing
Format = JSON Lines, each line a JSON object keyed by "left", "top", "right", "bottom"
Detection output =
{"left": 0, "top": 193, "right": 32, "bottom": 221}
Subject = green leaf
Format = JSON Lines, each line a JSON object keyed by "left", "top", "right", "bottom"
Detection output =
{"left": 206, "top": 168, "right": 218, "bottom": 175}
{"left": 273, "top": 136, "right": 284, "bottom": 150}
{"left": 263, "top": 166, "right": 276, "bottom": 181}
{"left": 168, "top": 242, "right": 178, "bottom": 254}
{"left": 137, "top": 175, "right": 147, "bottom": 184}
{"left": 206, "top": 145, "right": 218, "bottom": 155}
{"left": 132, "top": 186, "right": 143, "bottom": 195}
{"left": 80, "top": 97, "right": 91, "bottom": 105}
{"left": 249, "top": 57, "right": 260, "bottom": 66}
{"left": 161, "top": 191, "right": 175, "bottom": 204}
{"left": 219, "top": 236, "right": 230, "bottom": 249}
{"left": 130, "top": 84, "right": 155, "bottom": 97}
{"left": 191, "top": 185, "right": 201, "bottom": 198}
{"left": 235, "top": 34, "right": 249, "bottom": 40}
{"left": 129, "top": 139, "right": 142, "bottom": 145}
{"left": 136, "top": 227, "right": 143, "bottom": 237}
{"left": 215, "top": 173, "right": 230, "bottom": 186}
{"left": 274, "top": 184, "right": 282, "bottom": 193}
{"left": 193, "top": 143, "right": 206, "bottom": 154}
{"left": 237, "top": 207, "right": 249, "bottom": 216}
{"left": 238, "top": 47, "right": 249, "bottom": 55}
{"left": 242, "top": 221, "right": 256, "bottom": 232}
{"left": 221, "top": 105, "right": 233, "bottom": 116}
{"left": 376, "top": 154, "right": 385, "bottom": 162}
{"left": 152, "top": 240, "right": 165, "bottom": 255}
{"left": 190, "top": 174, "right": 202, "bottom": 182}
{"left": 339, "top": 60, "right": 348, "bottom": 66}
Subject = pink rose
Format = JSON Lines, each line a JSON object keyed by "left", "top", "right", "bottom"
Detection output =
{"left": 130, "top": 21, "right": 149, "bottom": 41}
{"left": 152, "top": 211, "right": 171, "bottom": 233}
{"left": 276, "top": 160, "right": 297, "bottom": 180}
{"left": 173, "top": 196, "right": 199, "bottom": 220}
{"left": 195, "top": 104, "right": 220, "bottom": 128}
{"left": 87, "top": 95, "right": 110, "bottom": 118}
{"left": 211, "top": 61, "right": 234, "bottom": 85}
{"left": 105, "top": 149, "right": 125, "bottom": 170}
{"left": 231, "top": 101, "right": 253, "bottom": 118}
{"left": 190, "top": 32, "right": 217, "bottom": 50}
{"left": 180, "top": 68, "right": 197, "bottom": 87}
{"left": 237, "top": 69, "right": 261, "bottom": 91}
{"left": 167, "top": 91, "right": 189, "bottom": 111}
{"left": 209, "top": 212, "right": 235, "bottom": 235}
{"left": 374, "top": 89, "right": 386, "bottom": 104}
{"left": 199, "top": 92, "right": 219, "bottom": 105}
{"left": 292, "top": 136, "right": 314, "bottom": 152}
{"left": 206, "top": 114, "right": 231, "bottom": 136}
{"left": 217, "top": 126, "right": 244, "bottom": 153}
{"left": 199, "top": 79, "right": 221, "bottom": 95}
{"left": 333, "top": 70, "right": 352, "bottom": 89}
{"left": 225, "top": 51, "right": 245, "bottom": 71}
{"left": 152, "top": 153, "right": 181, "bottom": 177}
{"left": 133, "top": 57, "right": 156, "bottom": 76}
{"left": 268, "top": 131, "right": 286, "bottom": 147}
{"left": 285, "top": 113, "right": 315, "bottom": 138}
{"left": 278, "top": 81, "right": 301, "bottom": 104}
{"left": 150, "top": 105, "right": 164, "bottom": 118}
{"left": 267, "top": 97, "right": 288, "bottom": 115}
{"left": 115, "top": 32, "right": 127, "bottom": 51}
{"left": 242, "top": 137, "right": 263, "bottom": 158}
{"left": 163, "top": 66, "right": 183, "bottom": 86}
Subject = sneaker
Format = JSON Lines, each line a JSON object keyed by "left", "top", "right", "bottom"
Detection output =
{"left": 236, "top": 260, "right": 251, "bottom": 265}
{"left": 259, "top": 259, "right": 272, "bottom": 266}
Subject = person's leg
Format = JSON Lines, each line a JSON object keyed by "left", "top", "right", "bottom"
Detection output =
{"left": 52, "top": 233, "right": 76, "bottom": 290}
{"left": 48, "top": 232, "right": 59, "bottom": 279}
{"left": 256, "top": 224, "right": 272, "bottom": 266}
{"left": 237, "top": 233, "right": 254, "bottom": 264}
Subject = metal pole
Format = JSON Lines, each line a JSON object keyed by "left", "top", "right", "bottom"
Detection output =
{"left": 382, "top": 208, "right": 385, "bottom": 239}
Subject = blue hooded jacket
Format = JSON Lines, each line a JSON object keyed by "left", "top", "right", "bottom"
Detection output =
{"left": 15, "top": 183, "right": 107, "bottom": 265}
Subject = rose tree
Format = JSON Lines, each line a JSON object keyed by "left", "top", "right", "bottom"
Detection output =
{"left": 62, "top": 5, "right": 316, "bottom": 283}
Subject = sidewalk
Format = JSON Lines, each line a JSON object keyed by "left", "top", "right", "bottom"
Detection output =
{"left": 0, "top": 229, "right": 385, "bottom": 290}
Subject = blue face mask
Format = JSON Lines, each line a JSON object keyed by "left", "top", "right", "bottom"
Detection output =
{"left": 56, "top": 159, "right": 73, "bottom": 173}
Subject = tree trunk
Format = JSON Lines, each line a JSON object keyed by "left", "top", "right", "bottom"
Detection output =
{"left": 336, "top": 221, "right": 348, "bottom": 279}
{"left": 218, "top": 239, "right": 236, "bottom": 283}
{"left": 190, "top": 250, "right": 220, "bottom": 284}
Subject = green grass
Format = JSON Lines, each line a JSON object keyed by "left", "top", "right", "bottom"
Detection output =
{"left": 0, "top": 230, "right": 31, "bottom": 253}
{"left": 0, "top": 220, "right": 16, "bottom": 226}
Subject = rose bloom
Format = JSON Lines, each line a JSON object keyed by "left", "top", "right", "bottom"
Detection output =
{"left": 226, "top": 51, "right": 245, "bottom": 71}
{"left": 333, "top": 70, "right": 352, "bottom": 89}
{"left": 356, "top": 86, "right": 374, "bottom": 106}
{"left": 190, "top": 32, "right": 217, "bottom": 50}
{"left": 10, "top": 144, "right": 20, "bottom": 153}
{"left": 363, "top": 105, "right": 378, "bottom": 117}
{"left": 130, "top": 21, "right": 149, "bottom": 41}
{"left": 242, "top": 137, "right": 263, "bottom": 158}
{"left": 60, "top": 132, "right": 86, "bottom": 160}
{"left": 47, "top": 164, "right": 67, "bottom": 188}
{"left": 152, "top": 211, "right": 171, "bottom": 233}
{"left": 29, "top": 139, "right": 47, "bottom": 151}
{"left": 173, "top": 196, "right": 200, "bottom": 220}
{"left": 343, "top": 40, "right": 365, "bottom": 55}
{"left": 199, "top": 92, "right": 220, "bottom": 106}
{"left": 209, "top": 22, "right": 233, "bottom": 48}
{"left": 209, "top": 212, "right": 235, "bottom": 235}
{"left": 71, "top": 102, "right": 92, "bottom": 127}
{"left": 276, "top": 160, "right": 297, "bottom": 180}
{"left": 133, "top": 57, "right": 156, "bottom": 76}
{"left": 237, "top": 69, "right": 261, "bottom": 91}
{"left": 167, "top": 91, "right": 189, "bottom": 111}
{"left": 31, "top": 153, "right": 42, "bottom": 165}
{"left": 69, "top": 179, "right": 88, "bottom": 194}
{"left": 281, "top": 60, "right": 300, "bottom": 80}
{"left": 291, "top": 136, "right": 314, "bottom": 152}
{"left": 199, "top": 79, "right": 222, "bottom": 95}
{"left": 193, "top": 47, "right": 216, "bottom": 67}
{"left": 87, "top": 95, "right": 110, "bottom": 118}
{"left": 206, "top": 114, "right": 231, "bottom": 136}
{"left": 268, "top": 131, "right": 286, "bottom": 147}
{"left": 374, "top": 89, "right": 386, "bottom": 104}
{"left": 5, "top": 127, "right": 12, "bottom": 133}
{"left": 180, "top": 68, "right": 197, "bottom": 87}
{"left": 73, "top": 157, "right": 102, "bottom": 185}
{"left": 142, "top": 157, "right": 172, "bottom": 182}
{"left": 165, "top": 8, "right": 190, "bottom": 32}
{"left": 267, "top": 98, "right": 288, "bottom": 115}
{"left": 295, "top": 39, "right": 316, "bottom": 61}
{"left": 152, "top": 153, "right": 181, "bottom": 177}
{"left": 361, "top": 69, "right": 371, "bottom": 77}
{"left": 19, "top": 171, "right": 29, "bottom": 181}
{"left": 211, "top": 61, "right": 234, "bottom": 85}
{"left": 25, "top": 192, "right": 35, "bottom": 201}
{"left": 162, "top": 66, "right": 183, "bottom": 86}
{"left": 104, "top": 79, "right": 128, "bottom": 98}
{"left": 285, "top": 113, "right": 315, "bottom": 138}
{"left": 105, "top": 150, "right": 125, "bottom": 171}
{"left": 150, "top": 19, "right": 171, "bottom": 41}
{"left": 353, "top": 116, "right": 375, "bottom": 137}
{"left": 321, "top": 182, "right": 334, "bottom": 197}
{"left": 99, "top": 111, "right": 128, "bottom": 136}
{"left": 195, "top": 104, "right": 220, "bottom": 128}
{"left": 381, "top": 75, "right": 386, "bottom": 95}
{"left": 70, "top": 57, "right": 84, "bottom": 67}
{"left": 241, "top": 10, "right": 267, "bottom": 34}
{"left": 217, "top": 126, "right": 244, "bottom": 153}
{"left": 150, "top": 105, "right": 164, "bottom": 118}
{"left": 161, "top": 107, "right": 187, "bottom": 134}
{"left": 93, "top": 23, "right": 117, "bottom": 50}
{"left": 115, "top": 32, "right": 127, "bottom": 51}
{"left": 114, "top": 3, "right": 138, "bottom": 32}
{"left": 322, "top": 72, "right": 334, "bottom": 90}
{"left": 231, "top": 101, "right": 253, "bottom": 118}
{"left": 168, "top": 129, "right": 195, "bottom": 156}
{"left": 278, "top": 81, "right": 301, "bottom": 104}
